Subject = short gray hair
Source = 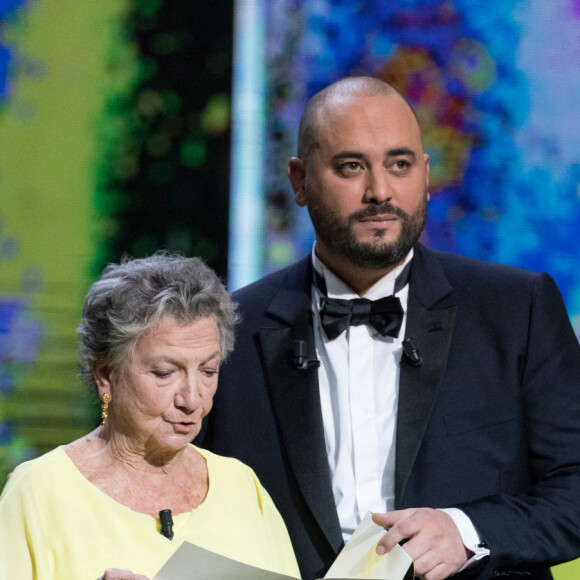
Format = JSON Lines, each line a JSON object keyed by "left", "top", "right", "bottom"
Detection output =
{"left": 77, "top": 251, "right": 238, "bottom": 394}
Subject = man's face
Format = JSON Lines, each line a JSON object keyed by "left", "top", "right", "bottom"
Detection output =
{"left": 289, "top": 94, "right": 430, "bottom": 272}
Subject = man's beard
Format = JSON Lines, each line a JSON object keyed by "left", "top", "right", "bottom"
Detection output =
{"left": 306, "top": 188, "right": 428, "bottom": 270}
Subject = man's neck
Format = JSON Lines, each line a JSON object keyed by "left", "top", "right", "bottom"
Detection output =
{"left": 313, "top": 248, "right": 408, "bottom": 297}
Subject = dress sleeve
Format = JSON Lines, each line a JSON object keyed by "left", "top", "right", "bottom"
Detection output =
{"left": 0, "top": 463, "right": 51, "bottom": 579}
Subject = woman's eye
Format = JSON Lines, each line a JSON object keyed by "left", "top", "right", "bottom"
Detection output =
{"left": 153, "top": 370, "right": 173, "bottom": 378}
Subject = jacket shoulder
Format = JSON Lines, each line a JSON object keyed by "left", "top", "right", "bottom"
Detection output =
{"left": 421, "top": 246, "right": 543, "bottom": 288}
{"left": 231, "top": 256, "right": 312, "bottom": 308}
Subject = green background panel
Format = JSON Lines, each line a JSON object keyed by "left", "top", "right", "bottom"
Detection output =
{"left": 0, "top": 0, "right": 135, "bottom": 468}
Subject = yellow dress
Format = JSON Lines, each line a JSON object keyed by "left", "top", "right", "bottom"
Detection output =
{"left": 0, "top": 445, "right": 300, "bottom": 579}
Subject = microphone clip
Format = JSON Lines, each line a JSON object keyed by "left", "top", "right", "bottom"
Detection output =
{"left": 293, "top": 340, "right": 320, "bottom": 371}
{"left": 159, "top": 509, "right": 174, "bottom": 540}
{"left": 401, "top": 338, "right": 423, "bottom": 367}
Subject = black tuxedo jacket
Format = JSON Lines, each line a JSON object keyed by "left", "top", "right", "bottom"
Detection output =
{"left": 197, "top": 244, "right": 580, "bottom": 580}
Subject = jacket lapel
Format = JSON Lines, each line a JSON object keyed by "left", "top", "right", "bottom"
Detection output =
{"left": 258, "top": 262, "right": 344, "bottom": 553}
{"left": 395, "top": 245, "right": 457, "bottom": 507}
{"left": 255, "top": 249, "right": 457, "bottom": 541}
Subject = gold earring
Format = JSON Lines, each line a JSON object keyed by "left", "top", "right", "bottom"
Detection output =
{"left": 101, "top": 393, "right": 111, "bottom": 427}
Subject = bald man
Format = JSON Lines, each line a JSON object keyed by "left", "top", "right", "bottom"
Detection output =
{"left": 197, "top": 77, "right": 580, "bottom": 580}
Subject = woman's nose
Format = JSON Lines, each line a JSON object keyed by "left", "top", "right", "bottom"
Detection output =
{"left": 175, "top": 376, "right": 201, "bottom": 411}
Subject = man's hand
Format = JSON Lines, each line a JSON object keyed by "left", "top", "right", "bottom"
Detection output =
{"left": 372, "top": 508, "right": 472, "bottom": 580}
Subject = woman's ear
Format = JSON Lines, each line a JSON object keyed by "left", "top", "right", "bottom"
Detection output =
{"left": 92, "top": 362, "right": 113, "bottom": 398}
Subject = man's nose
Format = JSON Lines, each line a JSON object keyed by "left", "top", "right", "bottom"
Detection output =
{"left": 363, "top": 168, "right": 391, "bottom": 203}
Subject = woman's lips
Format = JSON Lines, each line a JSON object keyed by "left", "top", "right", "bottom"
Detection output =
{"left": 171, "top": 421, "right": 196, "bottom": 433}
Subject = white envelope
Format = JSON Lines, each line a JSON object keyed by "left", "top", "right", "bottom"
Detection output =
{"left": 324, "top": 513, "right": 414, "bottom": 579}
{"left": 154, "top": 512, "right": 413, "bottom": 580}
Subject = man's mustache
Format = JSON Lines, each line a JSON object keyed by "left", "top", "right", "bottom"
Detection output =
{"left": 349, "top": 202, "right": 408, "bottom": 222}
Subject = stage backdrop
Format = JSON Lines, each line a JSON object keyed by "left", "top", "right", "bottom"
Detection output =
{"left": 0, "top": 0, "right": 135, "bottom": 478}
{"left": 0, "top": 0, "right": 232, "bottom": 486}
{"left": 1, "top": 0, "right": 580, "bottom": 576}
{"left": 228, "top": 3, "right": 580, "bottom": 576}
{"left": 229, "top": 0, "right": 580, "bottom": 580}
{"left": 230, "top": 0, "right": 580, "bottom": 348}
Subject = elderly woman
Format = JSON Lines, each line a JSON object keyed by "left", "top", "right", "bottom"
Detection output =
{"left": 0, "top": 253, "right": 299, "bottom": 579}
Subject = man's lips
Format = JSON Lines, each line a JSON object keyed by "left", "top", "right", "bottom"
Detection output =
{"left": 358, "top": 213, "right": 399, "bottom": 223}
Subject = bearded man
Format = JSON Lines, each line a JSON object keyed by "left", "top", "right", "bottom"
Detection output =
{"left": 196, "top": 77, "right": 580, "bottom": 580}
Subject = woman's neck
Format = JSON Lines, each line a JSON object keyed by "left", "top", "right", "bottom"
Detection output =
{"left": 65, "top": 428, "right": 209, "bottom": 517}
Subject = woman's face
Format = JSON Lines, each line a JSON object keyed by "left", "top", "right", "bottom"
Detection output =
{"left": 96, "top": 315, "right": 222, "bottom": 457}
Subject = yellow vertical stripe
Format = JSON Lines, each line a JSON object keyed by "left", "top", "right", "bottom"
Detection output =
{"left": 0, "top": 0, "right": 135, "bottom": 460}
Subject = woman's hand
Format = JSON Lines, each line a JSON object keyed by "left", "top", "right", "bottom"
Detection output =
{"left": 97, "top": 570, "right": 151, "bottom": 580}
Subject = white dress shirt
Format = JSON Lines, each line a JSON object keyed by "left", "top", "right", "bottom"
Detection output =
{"left": 311, "top": 247, "right": 490, "bottom": 568}
{"left": 312, "top": 248, "right": 412, "bottom": 540}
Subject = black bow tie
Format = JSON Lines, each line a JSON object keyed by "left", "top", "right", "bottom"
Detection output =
{"left": 314, "top": 261, "right": 411, "bottom": 340}
{"left": 319, "top": 295, "right": 404, "bottom": 340}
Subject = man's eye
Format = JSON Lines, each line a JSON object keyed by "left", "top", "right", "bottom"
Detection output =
{"left": 338, "top": 162, "right": 362, "bottom": 174}
{"left": 393, "top": 160, "right": 411, "bottom": 170}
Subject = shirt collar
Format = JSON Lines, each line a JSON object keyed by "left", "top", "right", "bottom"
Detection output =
{"left": 311, "top": 245, "right": 414, "bottom": 301}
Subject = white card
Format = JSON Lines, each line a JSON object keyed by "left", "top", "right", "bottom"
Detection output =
{"left": 324, "top": 512, "right": 413, "bottom": 579}
{"left": 154, "top": 512, "right": 414, "bottom": 580}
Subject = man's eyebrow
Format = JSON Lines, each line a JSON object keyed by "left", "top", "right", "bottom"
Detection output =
{"left": 331, "top": 151, "right": 368, "bottom": 162}
{"left": 385, "top": 147, "right": 416, "bottom": 160}
{"left": 331, "top": 148, "right": 417, "bottom": 162}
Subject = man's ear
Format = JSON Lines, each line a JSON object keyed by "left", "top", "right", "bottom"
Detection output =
{"left": 424, "top": 153, "right": 430, "bottom": 200}
{"left": 288, "top": 157, "right": 307, "bottom": 207}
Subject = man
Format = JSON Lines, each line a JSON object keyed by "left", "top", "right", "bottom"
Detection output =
{"left": 197, "top": 77, "right": 580, "bottom": 580}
